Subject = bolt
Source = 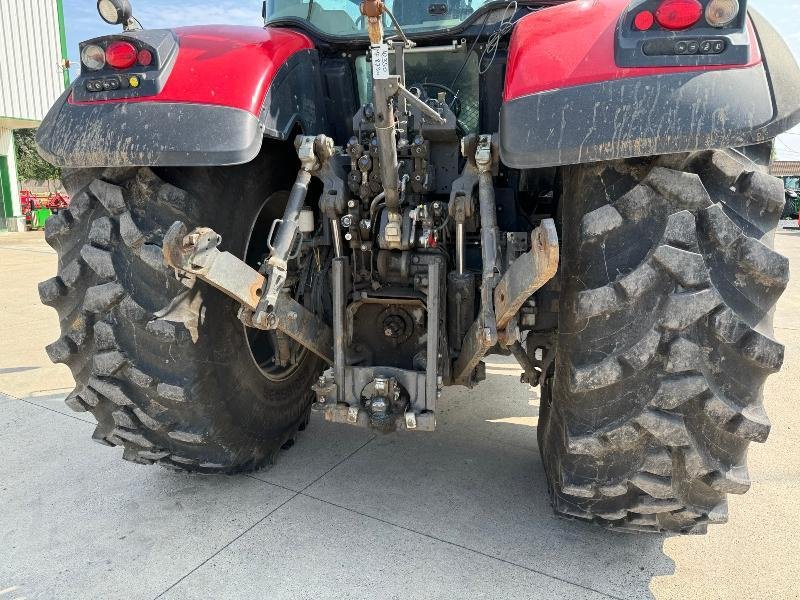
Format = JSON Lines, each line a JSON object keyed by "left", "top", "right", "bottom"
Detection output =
{"left": 348, "top": 200, "right": 356, "bottom": 208}
{"left": 345, "top": 233, "right": 353, "bottom": 241}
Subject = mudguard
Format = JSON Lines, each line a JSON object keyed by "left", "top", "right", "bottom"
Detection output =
{"left": 37, "top": 26, "right": 327, "bottom": 167}
{"left": 499, "top": 1, "right": 800, "bottom": 169}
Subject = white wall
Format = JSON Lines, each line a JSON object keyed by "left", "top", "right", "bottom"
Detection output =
{"left": 0, "top": 0, "right": 65, "bottom": 224}
{"left": 0, "top": 127, "right": 21, "bottom": 218}
{"left": 0, "top": 0, "right": 66, "bottom": 123}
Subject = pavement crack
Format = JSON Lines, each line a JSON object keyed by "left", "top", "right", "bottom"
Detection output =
{"left": 299, "top": 492, "right": 626, "bottom": 600}
{"left": 153, "top": 436, "right": 376, "bottom": 599}
{"left": 151, "top": 491, "right": 300, "bottom": 600}
{"left": 246, "top": 435, "right": 376, "bottom": 492}
{"left": 0, "top": 392, "right": 95, "bottom": 425}
{"left": 299, "top": 436, "right": 376, "bottom": 492}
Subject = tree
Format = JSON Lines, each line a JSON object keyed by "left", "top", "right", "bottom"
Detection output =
{"left": 14, "top": 128, "right": 61, "bottom": 184}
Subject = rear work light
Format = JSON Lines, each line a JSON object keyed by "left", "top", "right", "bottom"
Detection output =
{"left": 105, "top": 40, "right": 138, "bottom": 69}
{"left": 706, "top": 0, "right": 740, "bottom": 27}
{"left": 655, "top": 0, "right": 703, "bottom": 30}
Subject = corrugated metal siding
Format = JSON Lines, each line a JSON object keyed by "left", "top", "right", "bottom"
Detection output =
{"left": 0, "top": 0, "right": 65, "bottom": 122}
{"left": 0, "top": 128, "right": 12, "bottom": 150}
{"left": 771, "top": 161, "right": 800, "bottom": 177}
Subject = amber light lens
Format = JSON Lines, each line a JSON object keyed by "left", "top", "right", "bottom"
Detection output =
{"left": 80, "top": 44, "right": 106, "bottom": 70}
{"left": 655, "top": 0, "right": 703, "bottom": 30}
{"left": 105, "top": 41, "right": 138, "bottom": 69}
{"left": 706, "top": 0, "right": 740, "bottom": 27}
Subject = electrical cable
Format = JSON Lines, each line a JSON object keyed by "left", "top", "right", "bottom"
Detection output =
{"left": 478, "top": 0, "right": 518, "bottom": 74}
{"left": 449, "top": 10, "right": 491, "bottom": 90}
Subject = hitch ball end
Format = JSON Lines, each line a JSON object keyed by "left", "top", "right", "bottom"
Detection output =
{"left": 162, "top": 221, "right": 189, "bottom": 270}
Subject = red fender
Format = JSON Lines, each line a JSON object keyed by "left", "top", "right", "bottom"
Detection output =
{"left": 69, "top": 26, "right": 314, "bottom": 115}
{"left": 504, "top": 0, "right": 761, "bottom": 102}
{"left": 498, "top": 4, "right": 800, "bottom": 169}
{"left": 38, "top": 26, "right": 327, "bottom": 167}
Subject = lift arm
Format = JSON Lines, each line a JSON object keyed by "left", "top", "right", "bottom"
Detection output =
{"left": 162, "top": 221, "right": 334, "bottom": 365}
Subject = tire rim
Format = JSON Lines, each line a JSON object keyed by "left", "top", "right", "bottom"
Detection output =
{"left": 243, "top": 191, "right": 308, "bottom": 382}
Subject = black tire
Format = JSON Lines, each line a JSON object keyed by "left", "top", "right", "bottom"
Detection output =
{"left": 39, "top": 144, "right": 325, "bottom": 473}
{"left": 538, "top": 148, "right": 789, "bottom": 533}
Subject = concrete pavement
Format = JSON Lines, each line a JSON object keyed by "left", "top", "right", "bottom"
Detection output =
{"left": 1, "top": 227, "right": 798, "bottom": 600}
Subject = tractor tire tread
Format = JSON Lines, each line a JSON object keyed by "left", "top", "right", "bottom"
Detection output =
{"left": 539, "top": 149, "right": 787, "bottom": 533}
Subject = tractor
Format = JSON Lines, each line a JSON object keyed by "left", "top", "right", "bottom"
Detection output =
{"left": 36, "top": 0, "right": 800, "bottom": 534}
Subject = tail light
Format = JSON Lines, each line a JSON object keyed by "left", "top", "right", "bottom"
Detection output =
{"left": 74, "top": 31, "right": 177, "bottom": 101}
{"left": 105, "top": 41, "right": 138, "bottom": 69}
{"left": 619, "top": 0, "right": 750, "bottom": 67}
{"left": 655, "top": 0, "right": 703, "bottom": 30}
{"left": 633, "top": 10, "right": 655, "bottom": 30}
{"left": 137, "top": 49, "right": 153, "bottom": 67}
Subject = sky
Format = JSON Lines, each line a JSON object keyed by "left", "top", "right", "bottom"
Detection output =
{"left": 62, "top": 0, "right": 800, "bottom": 159}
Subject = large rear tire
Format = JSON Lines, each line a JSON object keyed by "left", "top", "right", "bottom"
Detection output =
{"left": 40, "top": 144, "right": 325, "bottom": 472}
{"left": 538, "top": 148, "right": 789, "bottom": 533}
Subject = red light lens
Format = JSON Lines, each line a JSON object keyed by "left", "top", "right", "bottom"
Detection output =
{"left": 137, "top": 49, "right": 153, "bottom": 66}
{"left": 634, "top": 10, "right": 655, "bottom": 30}
{"left": 655, "top": 0, "right": 703, "bottom": 30}
{"left": 105, "top": 41, "right": 138, "bottom": 69}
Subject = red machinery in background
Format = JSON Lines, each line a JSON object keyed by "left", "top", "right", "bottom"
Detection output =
{"left": 19, "top": 190, "right": 70, "bottom": 229}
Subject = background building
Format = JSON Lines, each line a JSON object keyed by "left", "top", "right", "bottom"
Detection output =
{"left": 770, "top": 161, "right": 800, "bottom": 184}
{"left": 0, "top": 0, "right": 69, "bottom": 230}
{"left": 771, "top": 160, "right": 800, "bottom": 218}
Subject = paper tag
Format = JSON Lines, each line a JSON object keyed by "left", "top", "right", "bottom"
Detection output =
{"left": 372, "top": 44, "right": 390, "bottom": 80}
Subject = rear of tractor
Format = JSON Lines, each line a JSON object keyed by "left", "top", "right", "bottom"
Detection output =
{"left": 36, "top": 0, "right": 800, "bottom": 533}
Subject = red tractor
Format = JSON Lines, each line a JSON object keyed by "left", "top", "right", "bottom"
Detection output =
{"left": 37, "top": 0, "right": 799, "bottom": 534}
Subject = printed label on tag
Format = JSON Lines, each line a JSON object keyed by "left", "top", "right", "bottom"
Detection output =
{"left": 372, "top": 44, "right": 390, "bottom": 79}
